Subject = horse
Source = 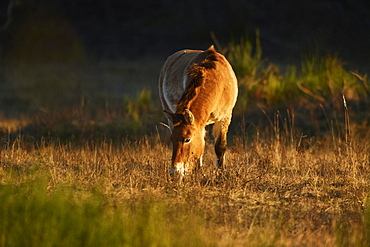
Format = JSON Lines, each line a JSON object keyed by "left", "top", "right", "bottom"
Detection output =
{"left": 158, "top": 45, "right": 238, "bottom": 176}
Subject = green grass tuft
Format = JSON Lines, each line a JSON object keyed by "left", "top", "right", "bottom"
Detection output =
{"left": 0, "top": 173, "right": 212, "bottom": 247}
{"left": 224, "top": 31, "right": 366, "bottom": 109}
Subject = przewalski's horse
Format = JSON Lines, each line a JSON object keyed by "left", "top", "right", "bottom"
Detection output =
{"left": 159, "top": 45, "right": 238, "bottom": 176}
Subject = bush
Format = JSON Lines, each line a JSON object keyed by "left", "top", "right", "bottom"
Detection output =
{"left": 224, "top": 32, "right": 367, "bottom": 110}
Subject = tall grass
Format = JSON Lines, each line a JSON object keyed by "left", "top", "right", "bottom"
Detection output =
{"left": 223, "top": 30, "right": 263, "bottom": 83}
{"left": 0, "top": 119, "right": 369, "bottom": 246}
{"left": 0, "top": 172, "right": 212, "bottom": 247}
{"left": 223, "top": 32, "right": 366, "bottom": 109}
{"left": 123, "top": 88, "right": 154, "bottom": 135}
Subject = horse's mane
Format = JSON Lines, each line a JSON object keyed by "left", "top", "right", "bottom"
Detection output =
{"left": 176, "top": 46, "right": 220, "bottom": 113}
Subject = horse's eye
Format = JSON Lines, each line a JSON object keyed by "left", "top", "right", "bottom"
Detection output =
{"left": 184, "top": 138, "right": 191, "bottom": 144}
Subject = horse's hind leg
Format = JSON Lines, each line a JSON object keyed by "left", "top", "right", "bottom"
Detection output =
{"left": 213, "top": 118, "right": 230, "bottom": 168}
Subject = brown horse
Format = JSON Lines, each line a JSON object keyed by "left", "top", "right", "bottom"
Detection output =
{"left": 159, "top": 45, "right": 238, "bottom": 176}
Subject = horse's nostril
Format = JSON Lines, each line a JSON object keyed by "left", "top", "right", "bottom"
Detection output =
{"left": 169, "top": 167, "right": 177, "bottom": 176}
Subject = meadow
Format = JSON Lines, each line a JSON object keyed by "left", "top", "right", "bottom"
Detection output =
{"left": 0, "top": 36, "right": 369, "bottom": 246}
{"left": 0, "top": 117, "right": 369, "bottom": 246}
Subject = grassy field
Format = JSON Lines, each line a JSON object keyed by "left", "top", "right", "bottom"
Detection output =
{"left": 1, "top": 34, "right": 370, "bottom": 246}
{"left": 0, "top": 113, "right": 369, "bottom": 246}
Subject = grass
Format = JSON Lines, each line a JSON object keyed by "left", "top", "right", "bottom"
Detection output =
{"left": 0, "top": 175, "right": 211, "bottom": 247}
{"left": 0, "top": 118, "right": 369, "bottom": 246}
{"left": 222, "top": 32, "right": 367, "bottom": 110}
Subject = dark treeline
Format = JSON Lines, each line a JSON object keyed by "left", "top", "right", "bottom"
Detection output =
{"left": 1, "top": 0, "right": 370, "bottom": 68}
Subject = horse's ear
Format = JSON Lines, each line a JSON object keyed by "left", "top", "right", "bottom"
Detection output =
{"left": 184, "top": 109, "right": 195, "bottom": 125}
{"left": 164, "top": 109, "right": 194, "bottom": 125}
{"left": 208, "top": 45, "right": 216, "bottom": 51}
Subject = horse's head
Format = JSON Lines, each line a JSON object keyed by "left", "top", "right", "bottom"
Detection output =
{"left": 165, "top": 109, "right": 205, "bottom": 176}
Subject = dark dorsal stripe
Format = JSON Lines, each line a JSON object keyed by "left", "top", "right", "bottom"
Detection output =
{"left": 175, "top": 46, "right": 219, "bottom": 114}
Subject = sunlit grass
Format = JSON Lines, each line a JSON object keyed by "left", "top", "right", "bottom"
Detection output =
{"left": 0, "top": 172, "right": 214, "bottom": 247}
{"left": 223, "top": 32, "right": 367, "bottom": 109}
{"left": 0, "top": 117, "right": 30, "bottom": 135}
{"left": 0, "top": 118, "right": 369, "bottom": 246}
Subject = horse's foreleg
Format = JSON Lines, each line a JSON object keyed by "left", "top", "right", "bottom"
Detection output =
{"left": 213, "top": 118, "right": 230, "bottom": 168}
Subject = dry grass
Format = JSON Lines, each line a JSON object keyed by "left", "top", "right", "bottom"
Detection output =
{"left": 0, "top": 124, "right": 369, "bottom": 246}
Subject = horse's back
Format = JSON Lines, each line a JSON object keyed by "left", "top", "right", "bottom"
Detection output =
{"left": 159, "top": 47, "right": 237, "bottom": 118}
{"left": 159, "top": 49, "right": 202, "bottom": 113}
